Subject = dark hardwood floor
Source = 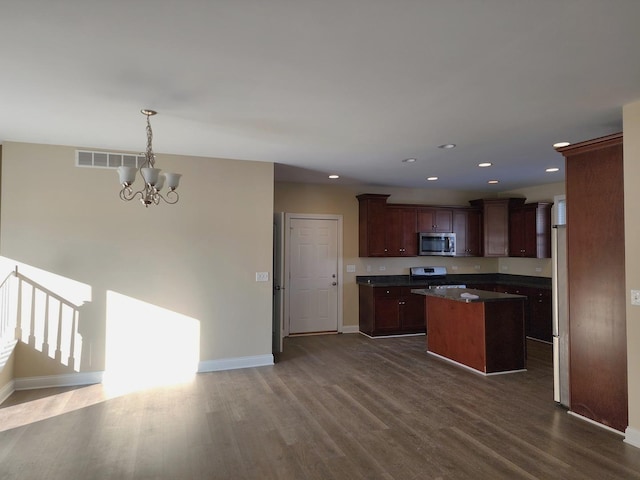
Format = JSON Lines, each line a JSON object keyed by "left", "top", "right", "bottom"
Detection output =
{"left": 1, "top": 334, "right": 639, "bottom": 479}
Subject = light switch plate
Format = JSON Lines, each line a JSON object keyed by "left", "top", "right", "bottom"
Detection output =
{"left": 346, "top": 264, "right": 356, "bottom": 273}
{"left": 256, "top": 272, "right": 269, "bottom": 282}
{"left": 631, "top": 290, "right": 640, "bottom": 306}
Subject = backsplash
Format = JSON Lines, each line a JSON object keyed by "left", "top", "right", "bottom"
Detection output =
{"left": 348, "top": 255, "right": 551, "bottom": 278}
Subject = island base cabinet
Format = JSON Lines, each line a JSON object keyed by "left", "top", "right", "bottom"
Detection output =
{"left": 426, "top": 296, "right": 526, "bottom": 374}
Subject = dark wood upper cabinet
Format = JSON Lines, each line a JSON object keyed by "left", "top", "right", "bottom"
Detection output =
{"left": 556, "top": 132, "right": 627, "bottom": 432}
{"left": 357, "top": 194, "right": 417, "bottom": 257}
{"left": 358, "top": 195, "right": 549, "bottom": 259}
{"left": 387, "top": 207, "right": 418, "bottom": 256}
{"left": 452, "top": 208, "right": 482, "bottom": 256}
{"left": 357, "top": 194, "right": 390, "bottom": 257}
{"left": 470, "top": 198, "right": 525, "bottom": 257}
{"left": 417, "top": 208, "right": 453, "bottom": 233}
{"left": 509, "top": 202, "right": 552, "bottom": 258}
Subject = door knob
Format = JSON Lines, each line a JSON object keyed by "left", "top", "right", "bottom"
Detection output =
{"left": 332, "top": 282, "right": 337, "bottom": 286}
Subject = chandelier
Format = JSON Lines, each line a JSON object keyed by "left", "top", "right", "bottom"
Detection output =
{"left": 117, "top": 109, "right": 181, "bottom": 207}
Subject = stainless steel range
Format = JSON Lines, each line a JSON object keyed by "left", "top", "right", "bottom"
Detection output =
{"left": 410, "top": 266, "right": 447, "bottom": 278}
{"left": 410, "top": 266, "right": 466, "bottom": 288}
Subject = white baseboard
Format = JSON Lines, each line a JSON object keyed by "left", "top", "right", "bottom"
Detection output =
{"left": 13, "top": 371, "right": 104, "bottom": 391}
{"left": 341, "top": 325, "right": 359, "bottom": 334}
{"left": 0, "top": 380, "right": 15, "bottom": 404}
{"left": 359, "top": 331, "right": 426, "bottom": 339}
{"left": 625, "top": 426, "right": 640, "bottom": 449}
{"left": 567, "top": 411, "right": 625, "bottom": 436}
{"left": 198, "top": 354, "right": 274, "bottom": 373}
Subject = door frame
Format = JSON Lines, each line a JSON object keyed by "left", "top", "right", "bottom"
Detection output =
{"left": 283, "top": 213, "right": 344, "bottom": 337}
{"left": 272, "top": 212, "right": 285, "bottom": 354}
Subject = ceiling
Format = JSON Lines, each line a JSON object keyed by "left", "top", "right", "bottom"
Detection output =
{"left": 1, "top": 1, "right": 639, "bottom": 192}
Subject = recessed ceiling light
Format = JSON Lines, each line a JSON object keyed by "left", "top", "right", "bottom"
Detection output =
{"left": 553, "top": 141, "right": 571, "bottom": 148}
{"left": 426, "top": 176, "right": 438, "bottom": 181}
{"left": 328, "top": 174, "right": 340, "bottom": 179}
{"left": 546, "top": 167, "right": 560, "bottom": 173}
{"left": 478, "top": 162, "right": 492, "bottom": 167}
{"left": 438, "top": 144, "right": 456, "bottom": 149}
{"left": 488, "top": 180, "right": 499, "bottom": 184}
{"left": 402, "top": 158, "right": 417, "bottom": 163}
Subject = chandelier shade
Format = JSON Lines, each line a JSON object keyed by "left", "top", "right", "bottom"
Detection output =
{"left": 117, "top": 110, "right": 181, "bottom": 207}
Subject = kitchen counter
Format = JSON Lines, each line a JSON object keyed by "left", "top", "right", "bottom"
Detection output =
{"left": 356, "top": 273, "right": 551, "bottom": 289}
{"left": 410, "top": 287, "right": 526, "bottom": 303}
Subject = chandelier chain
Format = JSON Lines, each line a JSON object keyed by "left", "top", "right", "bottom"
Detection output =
{"left": 145, "top": 113, "right": 155, "bottom": 168}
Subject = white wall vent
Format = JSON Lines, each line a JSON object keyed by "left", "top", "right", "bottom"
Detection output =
{"left": 76, "top": 150, "right": 145, "bottom": 169}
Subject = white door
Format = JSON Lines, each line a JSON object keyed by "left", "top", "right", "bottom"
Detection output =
{"left": 288, "top": 217, "right": 339, "bottom": 334}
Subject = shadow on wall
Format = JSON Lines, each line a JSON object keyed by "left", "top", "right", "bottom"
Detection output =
{"left": 0, "top": 257, "right": 201, "bottom": 395}
{"left": 0, "top": 262, "right": 91, "bottom": 374}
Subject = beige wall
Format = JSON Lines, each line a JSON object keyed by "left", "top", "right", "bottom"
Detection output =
{"left": 623, "top": 101, "right": 640, "bottom": 440}
{"left": 0, "top": 352, "right": 14, "bottom": 391}
{"left": 0, "top": 142, "right": 274, "bottom": 383}
{"left": 274, "top": 182, "right": 561, "bottom": 328}
{"left": 500, "top": 181, "right": 564, "bottom": 203}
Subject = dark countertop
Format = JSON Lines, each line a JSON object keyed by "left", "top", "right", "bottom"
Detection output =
{"left": 411, "top": 287, "right": 527, "bottom": 303}
{"left": 356, "top": 273, "right": 551, "bottom": 289}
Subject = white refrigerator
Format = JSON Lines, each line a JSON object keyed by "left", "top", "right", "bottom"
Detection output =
{"left": 552, "top": 207, "right": 569, "bottom": 407}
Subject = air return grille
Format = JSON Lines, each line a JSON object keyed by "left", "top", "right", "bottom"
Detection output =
{"left": 76, "top": 150, "right": 145, "bottom": 169}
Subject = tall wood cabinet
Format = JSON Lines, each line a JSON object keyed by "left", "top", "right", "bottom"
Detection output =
{"left": 556, "top": 133, "right": 627, "bottom": 432}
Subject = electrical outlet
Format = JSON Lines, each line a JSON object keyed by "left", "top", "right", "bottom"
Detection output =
{"left": 451, "top": 265, "right": 458, "bottom": 270}
{"left": 255, "top": 272, "right": 269, "bottom": 282}
{"left": 474, "top": 265, "right": 480, "bottom": 270}
{"left": 535, "top": 267, "right": 542, "bottom": 272}
{"left": 366, "top": 265, "right": 371, "bottom": 272}
{"left": 631, "top": 290, "right": 640, "bottom": 306}
{"left": 379, "top": 266, "right": 386, "bottom": 271}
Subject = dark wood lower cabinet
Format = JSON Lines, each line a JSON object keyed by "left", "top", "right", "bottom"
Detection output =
{"left": 493, "top": 284, "right": 551, "bottom": 343}
{"left": 360, "top": 281, "right": 551, "bottom": 340}
{"left": 529, "top": 288, "right": 552, "bottom": 342}
{"left": 359, "top": 286, "right": 426, "bottom": 336}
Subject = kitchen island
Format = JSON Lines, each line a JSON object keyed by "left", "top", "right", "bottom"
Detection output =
{"left": 411, "top": 288, "right": 527, "bottom": 375}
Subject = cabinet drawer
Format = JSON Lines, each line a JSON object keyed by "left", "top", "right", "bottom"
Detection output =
{"left": 373, "top": 286, "right": 402, "bottom": 298}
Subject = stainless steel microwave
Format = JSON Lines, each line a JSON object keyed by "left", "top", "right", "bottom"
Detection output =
{"left": 418, "top": 232, "right": 456, "bottom": 256}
